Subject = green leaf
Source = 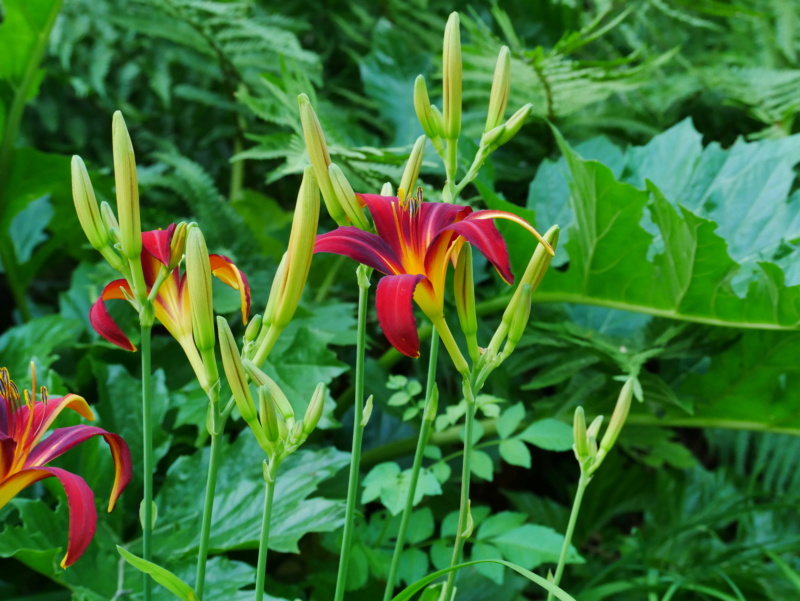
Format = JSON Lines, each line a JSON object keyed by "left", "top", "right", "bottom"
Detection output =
{"left": 117, "top": 546, "right": 196, "bottom": 601}
{"left": 0, "top": 0, "right": 61, "bottom": 85}
{"left": 362, "top": 462, "right": 442, "bottom": 515}
{"left": 517, "top": 419, "right": 574, "bottom": 451}
{"left": 470, "top": 450, "right": 494, "bottom": 481}
{"left": 406, "top": 507, "right": 434, "bottom": 545}
{"left": 0, "top": 315, "right": 81, "bottom": 381}
{"left": 496, "top": 403, "right": 525, "bottom": 439}
{"left": 471, "top": 542, "right": 504, "bottom": 584}
{"left": 491, "top": 524, "right": 582, "bottom": 569}
{"left": 477, "top": 512, "right": 527, "bottom": 540}
{"left": 430, "top": 540, "right": 452, "bottom": 571}
{"left": 9, "top": 195, "right": 52, "bottom": 263}
{"left": 499, "top": 439, "right": 532, "bottom": 468}
{"left": 398, "top": 547, "right": 429, "bottom": 587}
{"left": 157, "top": 435, "right": 349, "bottom": 554}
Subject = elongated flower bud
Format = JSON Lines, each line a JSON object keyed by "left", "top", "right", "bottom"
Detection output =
{"left": 329, "top": 163, "right": 370, "bottom": 231}
{"left": 486, "top": 46, "right": 511, "bottom": 132}
{"left": 454, "top": 244, "right": 478, "bottom": 361}
{"left": 244, "top": 314, "right": 262, "bottom": 343}
{"left": 112, "top": 111, "right": 141, "bottom": 261}
{"left": 263, "top": 253, "right": 287, "bottom": 331}
{"left": 272, "top": 166, "right": 320, "bottom": 330}
{"left": 186, "top": 226, "right": 215, "bottom": 353}
{"left": 505, "top": 283, "right": 532, "bottom": 351}
{"left": 599, "top": 379, "right": 634, "bottom": 454}
{"left": 100, "top": 201, "right": 119, "bottom": 237}
{"left": 414, "top": 75, "right": 439, "bottom": 139}
{"left": 168, "top": 222, "right": 188, "bottom": 271}
{"left": 258, "top": 386, "right": 281, "bottom": 443}
{"left": 72, "top": 156, "right": 111, "bottom": 251}
{"left": 399, "top": 136, "right": 426, "bottom": 197}
{"left": 298, "top": 94, "right": 347, "bottom": 226}
{"left": 586, "top": 415, "right": 604, "bottom": 441}
{"left": 303, "top": 383, "right": 326, "bottom": 436}
{"left": 496, "top": 103, "right": 532, "bottom": 146}
{"left": 573, "top": 406, "right": 589, "bottom": 460}
{"left": 380, "top": 182, "right": 394, "bottom": 196}
{"left": 442, "top": 12, "right": 462, "bottom": 140}
{"left": 243, "top": 360, "right": 294, "bottom": 422}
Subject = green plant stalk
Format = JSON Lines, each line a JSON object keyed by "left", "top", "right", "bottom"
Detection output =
{"left": 254, "top": 461, "right": 279, "bottom": 601}
{"left": 140, "top": 324, "right": 154, "bottom": 601}
{"left": 195, "top": 424, "right": 224, "bottom": 600}
{"left": 382, "top": 331, "right": 440, "bottom": 601}
{"left": 442, "top": 139, "right": 458, "bottom": 203}
{"left": 333, "top": 269, "right": 370, "bottom": 601}
{"left": 546, "top": 472, "right": 591, "bottom": 601}
{"left": 443, "top": 381, "right": 477, "bottom": 601}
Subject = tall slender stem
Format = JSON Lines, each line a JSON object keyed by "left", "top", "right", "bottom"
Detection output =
{"left": 546, "top": 473, "right": 590, "bottom": 601}
{"left": 254, "top": 464, "right": 278, "bottom": 601}
{"left": 382, "top": 331, "right": 440, "bottom": 601}
{"left": 333, "top": 267, "right": 370, "bottom": 601}
{"left": 443, "top": 380, "right": 476, "bottom": 601}
{"left": 140, "top": 324, "right": 154, "bottom": 601}
{"left": 195, "top": 429, "right": 224, "bottom": 600}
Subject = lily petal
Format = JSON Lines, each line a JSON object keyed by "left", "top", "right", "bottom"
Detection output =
{"left": 376, "top": 274, "right": 426, "bottom": 358}
{"left": 12, "top": 394, "right": 95, "bottom": 452}
{"left": 24, "top": 425, "right": 132, "bottom": 511}
{"left": 315, "top": 226, "right": 404, "bottom": 275}
{"left": 466, "top": 210, "right": 553, "bottom": 255}
{"left": 357, "top": 194, "right": 409, "bottom": 261}
{"left": 90, "top": 280, "right": 136, "bottom": 351}
{"left": 0, "top": 466, "right": 97, "bottom": 568}
{"left": 209, "top": 254, "right": 251, "bottom": 324}
{"left": 141, "top": 223, "right": 176, "bottom": 267}
{"left": 418, "top": 201, "right": 471, "bottom": 249}
{"left": 442, "top": 217, "right": 514, "bottom": 284}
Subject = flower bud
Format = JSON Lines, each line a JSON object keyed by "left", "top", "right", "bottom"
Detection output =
{"left": 72, "top": 156, "right": 111, "bottom": 251}
{"left": 599, "top": 379, "right": 633, "bottom": 455}
{"left": 168, "top": 222, "right": 188, "bottom": 271}
{"left": 505, "top": 283, "right": 531, "bottom": 351}
{"left": 100, "top": 201, "right": 120, "bottom": 238}
{"left": 185, "top": 226, "right": 215, "bottom": 353}
{"left": 486, "top": 46, "right": 511, "bottom": 132}
{"left": 423, "top": 385, "right": 439, "bottom": 422}
{"left": 430, "top": 106, "right": 445, "bottom": 138}
{"left": 414, "top": 75, "right": 439, "bottom": 139}
{"left": 380, "top": 182, "right": 394, "bottom": 196}
{"left": 303, "top": 383, "right": 326, "bottom": 436}
{"left": 298, "top": 94, "right": 347, "bottom": 226}
{"left": 442, "top": 12, "right": 462, "bottom": 140}
{"left": 329, "top": 163, "right": 370, "bottom": 231}
{"left": 496, "top": 103, "right": 532, "bottom": 146}
{"left": 243, "top": 360, "right": 294, "bottom": 422}
{"left": 398, "top": 136, "right": 426, "bottom": 198}
{"left": 112, "top": 111, "right": 141, "bottom": 261}
{"left": 482, "top": 124, "right": 506, "bottom": 149}
{"left": 263, "top": 253, "right": 288, "bottom": 331}
{"left": 258, "top": 386, "right": 281, "bottom": 443}
{"left": 272, "top": 166, "right": 320, "bottom": 330}
{"left": 244, "top": 314, "right": 262, "bottom": 343}
{"left": 454, "top": 244, "right": 478, "bottom": 361}
{"left": 573, "top": 406, "right": 589, "bottom": 460}
{"left": 586, "top": 415, "right": 604, "bottom": 441}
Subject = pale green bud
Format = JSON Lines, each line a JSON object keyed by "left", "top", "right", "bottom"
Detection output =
{"left": 329, "top": 163, "right": 370, "bottom": 230}
{"left": 398, "top": 136, "right": 426, "bottom": 199}
{"left": 442, "top": 12, "right": 462, "bottom": 140}
{"left": 496, "top": 103, "right": 532, "bottom": 146}
{"left": 168, "top": 222, "right": 188, "bottom": 271}
{"left": 482, "top": 124, "right": 506, "bottom": 149}
{"left": 361, "top": 395, "right": 374, "bottom": 428}
{"left": 244, "top": 314, "right": 262, "bottom": 343}
{"left": 243, "top": 360, "right": 294, "bottom": 422}
{"left": 100, "top": 201, "right": 120, "bottom": 239}
{"left": 485, "top": 46, "right": 511, "bottom": 132}
{"left": 71, "top": 156, "right": 111, "bottom": 252}
{"left": 304, "top": 383, "right": 326, "bottom": 436}
{"left": 263, "top": 253, "right": 288, "bottom": 330}
{"left": 430, "top": 105, "right": 446, "bottom": 138}
{"left": 186, "top": 226, "right": 216, "bottom": 354}
{"left": 454, "top": 244, "right": 477, "bottom": 338}
{"left": 258, "top": 386, "right": 281, "bottom": 443}
{"left": 112, "top": 111, "right": 141, "bottom": 261}
{"left": 380, "top": 182, "right": 394, "bottom": 196}
{"left": 272, "top": 166, "right": 320, "bottom": 330}
{"left": 599, "top": 379, "right": 634, "bottom": 454}
{"left": 423, "top": 385, "right": 439, "bottom": 423}
{"left": 573, "top": 406, "right": 589, "bottom": 460}
{"left": 505, "top": 283, "right": 532, "bottom": 351}
{"left": 298, "top": 94, "right": 347, "bottom": 226}
{"left": 414, "top": 75, "right": 440, "bottom": 139}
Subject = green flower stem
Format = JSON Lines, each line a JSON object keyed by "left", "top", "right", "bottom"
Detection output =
{"left": 442, "top": 139, "right": 458, "bottom": 203}
{"left": 546, "top": 472, "right": 591, "bottom": 601}
{"left": 443, "top": 380, "right": 477, "bottom": 601}
{"left": 140, "top": 324, "right": 154, "bottom": 601}
{"left": 255, "top": 460, "right": 280, "bottom": 601}
{"left": 382, "top": 330, "right": 440, "bottom": 601}
{"left": 333, "top": 266, "right": 371, "bottom": 601}
{"left": 195, "top": 425, "right": 224, "bottom": 600}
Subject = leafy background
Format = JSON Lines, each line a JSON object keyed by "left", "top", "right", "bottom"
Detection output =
{"left": 2, "top": 0, "right": 800, "bottom": 600}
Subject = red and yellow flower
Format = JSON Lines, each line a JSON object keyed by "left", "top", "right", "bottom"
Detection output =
{"left": 314, "top": 192, "right": 551, "bottom": 359}
{"left": 90, "top": 224, "right": 250, "bottom": 371}
{"left": 0, "top": 366, "right": 132, "bottom": 567}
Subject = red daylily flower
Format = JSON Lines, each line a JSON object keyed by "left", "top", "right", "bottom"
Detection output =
{"left": 90, "top": 223, "right": 251, "bottom": 353}
{"left": 315, "top": 193, "right": 551, "bottom": 358}
{"left": 0, "top": 366, "right": 132, "bottom": 567}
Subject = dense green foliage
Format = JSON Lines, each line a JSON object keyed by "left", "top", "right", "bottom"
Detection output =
{"left": 2, "top": 1, "right": 800, "bottom": 600}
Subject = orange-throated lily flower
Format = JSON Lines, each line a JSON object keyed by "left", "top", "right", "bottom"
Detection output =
{"left": 314, "top": 192, "right": 552, "bottom": 358}
{"left": 0, "top": 366, "right": 132, "bottom": 567}
{"left": 90, "top": 223, "right": 250, "bottom": 357}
